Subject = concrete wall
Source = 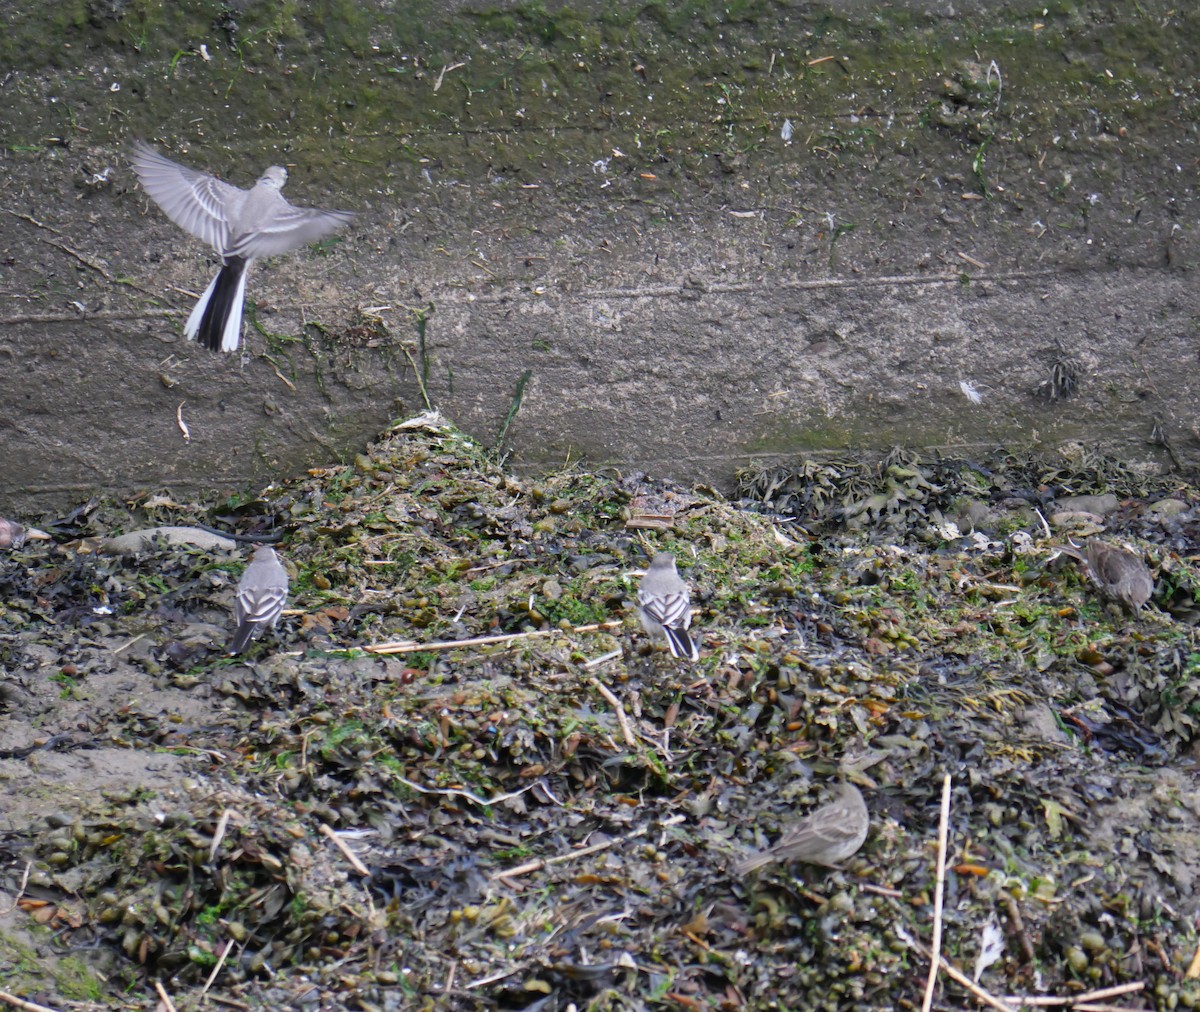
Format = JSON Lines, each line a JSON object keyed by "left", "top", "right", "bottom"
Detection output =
{"left": 0, "top": 1, "right": 1196, "bottom": 507}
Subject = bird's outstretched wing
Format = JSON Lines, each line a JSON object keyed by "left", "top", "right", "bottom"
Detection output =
{"left": 228, "top": 193, "right": 355, "bottom": 259}
{"left": 130, "top": 142, "right": 241, "bottom": 252}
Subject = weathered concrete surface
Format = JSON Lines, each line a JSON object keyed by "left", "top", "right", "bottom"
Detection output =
{"left": 0, "top": 1, "right": 1197, "bottom": 509}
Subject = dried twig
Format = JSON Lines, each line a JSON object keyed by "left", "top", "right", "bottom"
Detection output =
{"left": 153, "top": 980, "right": 177, "bottom": 1012}
{"left": 491, "top": 815, "right": 684, "bottom": 881}
{"left": 859, "top": 881, "right": 903, "bottom": 899}
{"left": 269, "top": 363, "right": 297, "bottom": 392}
{"left": 999, "top": 982, "right": 1146, "bottom": 1007}
{"left": 319, "top": 823, "right": 371, "bottom": 877}
{"left": 394, "top": 775, "right": 547, "bottom": 809}
{"left": 906, "top": 925, "right": 1145, "bottom": 1011}
{"left": 209, "top": 808, "right": 234, "bottom": 862}
{"left": 900, "top": 927, "right": 1016, "bottom": 1012}
{"left": 464, "top": 968, "right": 519, "bottom": 990}
{"left": 200, "top": 938, "right": 236, "bottom": 996}
{"left": 0, "top": 991, "right": 61, "bottom": 1012}
{"left": 365, "top": 620, "right": 621, "bottom": 655}
{"left": 935, "top": 956, "right": 1017, "bottom": 1012}
{"left": 112, "top": 633, "right": 146, "bottom": 656}
{"left": 0, "top": 309, "right": 178, "bottom": 325}
{"left": 1003, "top": 892, "right": 1036, "bottom": 966}
{"left": 590, "top": 676, "right": 635, "bottom": 746}
{"left": 199, "top": 996, "right": 251, "bottom": 1010}
{"left": 400, "top": 345, "right": 432, "bottom": 410}
{"left": 433, "top": 60, "right": 466, "bottom": 92}
{"left": 921, "top": 773, "right": 952, "bottom": 1012}
{"left": 492, "top": 832, "right": 640, "bottom": 881}
{"left": 0, "top": 208, "right": 116, "bottom": 281}
{"left": 0, "top": 862, "right": 31, "bottom": 914}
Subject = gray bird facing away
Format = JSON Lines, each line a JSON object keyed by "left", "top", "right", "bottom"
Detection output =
{"left": 1058, "top": 539, "right": 1154, "bottom": 613}
{"left": 733, "top": 781, "right": 869, "bottom": 876}
{"left": 0, "top": 518, "right": 50, "bottom": 550}
{"left": 229, "top": 546, "right": 289, "bottom": 655}
{"left": 637, "top": 552, "right": 699, "bottom": 661}
{"left": 130, "top": 142, "right": 354, "bottom": 353}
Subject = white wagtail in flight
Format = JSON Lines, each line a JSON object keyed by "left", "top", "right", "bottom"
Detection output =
{"left": 130, "top": 142, "right": 353, "bottom": 353}
{"left": 229, "top": 545, "right": 289, "bottom": 655}
{"left": 636, "top": 552, "right": 700, "bottom": 661}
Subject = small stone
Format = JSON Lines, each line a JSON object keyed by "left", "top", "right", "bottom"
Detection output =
{"left": 1147, "top": 498, "right": 1188, "bottom": 518}
{"left": 1050, "top": 510, "right": 1104, "bottom": 530}
{"left": 1054, "top": 494, "right": 1118, "bottom": 515}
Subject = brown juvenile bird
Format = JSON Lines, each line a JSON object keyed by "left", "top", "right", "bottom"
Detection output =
{"left": 0, "top": 518, "right": 50, "bottom": 550}
{"left": 1060, "top": 539, "right": 1154, "bottom": 612}
{"left": 733, "top": 781, "right": 869, "bottom": 876}
{"left": 1085, "top": 539, "right": 1154, "bottom": 611}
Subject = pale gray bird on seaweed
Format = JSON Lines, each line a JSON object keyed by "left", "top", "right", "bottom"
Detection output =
{"left": 636, "top": 552, "right": 700, "bottom": 661}
{"left": 229, "top": 545, "right": 289, "bottom": 655}
{"left": 130, "top": 142, "right": 354, "bottom": 353}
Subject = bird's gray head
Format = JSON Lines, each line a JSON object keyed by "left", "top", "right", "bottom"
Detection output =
{"left": 258, "top": 166, "right": 288, "bottom": 189}
{"left": 649, "top": 552, "right": 677, "bottom": 570}
{"left": 253, "top": 545, "right": 279, "bottom": 561}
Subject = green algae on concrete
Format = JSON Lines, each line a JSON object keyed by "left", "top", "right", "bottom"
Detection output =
{"left": 2, "top": 2, "right": 1197, "bottom": 184}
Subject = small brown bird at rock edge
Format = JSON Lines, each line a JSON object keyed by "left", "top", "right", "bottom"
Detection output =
{"left": 734, "top": 781, "right": 869, "bottom": 876}
{"left": 1058, "top": 539, "right": 1154, "bottom": 613}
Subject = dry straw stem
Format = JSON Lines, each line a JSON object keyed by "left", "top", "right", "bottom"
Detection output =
{"left": 904, "top": 923, "right": 1148, "bottom": 1010}
{"left": 999, "top": 982, "right": 1147, "bottom": 1007}
{"left": 365, "top": 620, "right": 622, "bottom": 655}
{"left": 394, "top": 775, "right": 550, "bottom": 810}
{"left": 491, "top": 815, "right": 685, "bottom": 882}
{"left": 209, "top": 807, "right": 234, "bottom": 862}
{"left": 0, "top": 861, "right": 31, "bottom": 914}
{"left": 0, "top": 991, "right": 62, "bottom": 1012}
{"left": 590, "top": 676, "right": 635, "bottom": 746}
{"left": 921, "top": 772, "right": 953, "bottom": 1012}
{"left": 901, "top": 927, "right": 1016, "bottom": 1012}
{"left": 201, "top": 938, "right": 236, "bottom": 996}
{"left": 319, "top": 823, "right": 371, "bottom": 877}
{"left": 153, "top": 980, "right": 177, "bottom": 1012}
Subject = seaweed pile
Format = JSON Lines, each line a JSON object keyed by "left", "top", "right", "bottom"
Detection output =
{"left": 1, "top": 415, "right": 1199, "bottom": 1010}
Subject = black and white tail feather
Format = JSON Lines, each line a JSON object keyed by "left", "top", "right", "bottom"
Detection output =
{"left": 186, "top": 256, "right": 250, "bottom": 353}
